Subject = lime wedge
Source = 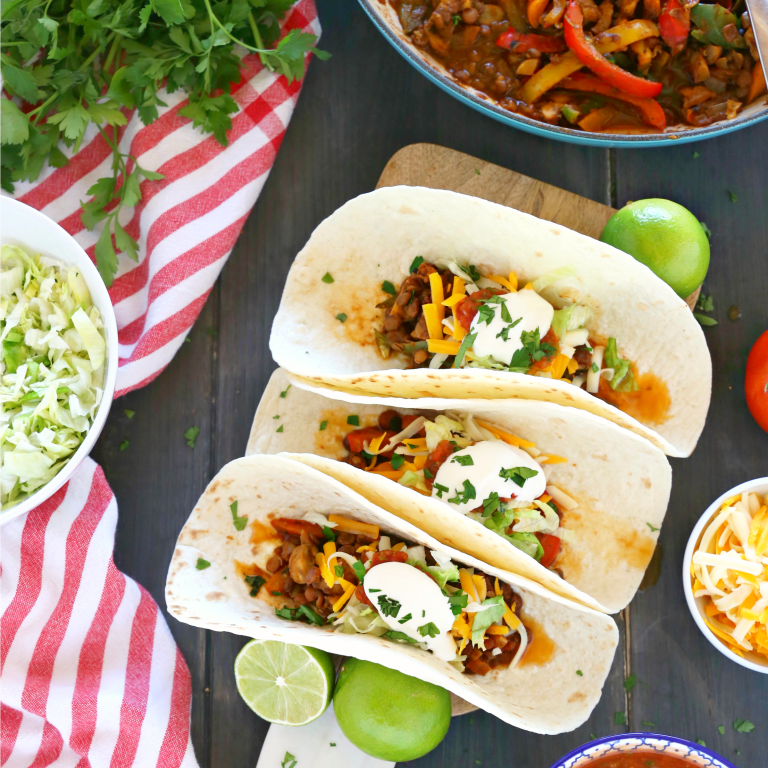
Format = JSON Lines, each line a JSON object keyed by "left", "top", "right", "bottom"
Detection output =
{"left": 234, "top": 640, "right": 335, "bottom": 726}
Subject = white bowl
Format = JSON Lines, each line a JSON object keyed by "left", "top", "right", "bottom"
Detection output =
{"left": 682, "top": 477, "right": 768, "bottom": 674}
{"left": 1, "top": 197, "right": 118, "bottom": 525}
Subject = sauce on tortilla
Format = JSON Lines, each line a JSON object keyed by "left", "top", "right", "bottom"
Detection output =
{"left": 518, "top": 618, "right": 556, "bottom": 667}
{"left": 599, "top": 371, "right": 671, "bottom": 426}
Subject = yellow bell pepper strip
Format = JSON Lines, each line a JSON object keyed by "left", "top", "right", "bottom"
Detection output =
{"left": 560, "top": 72, "right": 666, "bottom": 130}
{"left": 521, "top": 19, "right": 661, "bottom": 103}
{"left": 564, "top": 0, "right": 663, "bottom": 98}
{"left": 527, "top": 0, "right": 549, "bottom": 27}
{"left": 748, "top": 62, "right": 767, "bottom": 105}
{"left": 578, "top": 105, "right": 618, "bottom": 132}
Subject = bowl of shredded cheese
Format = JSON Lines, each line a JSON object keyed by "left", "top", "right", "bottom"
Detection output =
{"left": 684, "top": 478, "right": 768, "bottom": 673}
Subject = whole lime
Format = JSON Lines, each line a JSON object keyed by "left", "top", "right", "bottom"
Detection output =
{"left": 333, "top": 658, "right": 451, "bottom": 761}
{"left": 599, "top": 198, "right": 710, "bottom": 298}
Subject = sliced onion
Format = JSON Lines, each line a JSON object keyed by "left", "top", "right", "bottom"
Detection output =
{"left": 546, "top": 484, "right": 578, "bottom": 511}
{"left": 429, "top": 353, "right": 449, "bottom": 370}
{"left": 586, "top": 345, "right": 605, "bottom": 393}
{"left": 303, "top": 511, "right": 336, "bottom": 528}
{"left": 510, "top": 622, "right": 528, "bottom": 668}
{"left": 564, "top": 328, "right": 589, "bottom": 347}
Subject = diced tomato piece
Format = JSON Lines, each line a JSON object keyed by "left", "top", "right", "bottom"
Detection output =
{"left": 537, "top": 533, "right": 561, "bottom": 569}
{"left": 425, "top": 439, "right": 456, "bottom": 482}
{"left": 270, "top": 518, "right": 324, "bottom": 538}
{"left": 355, "top": 583, "right": 375, "bottom": 607}
{"left": 370, "top": 550, "right": 410, "bottom": 567}
{"left": 453, "top": 288, "right": 507, "bottom": 331}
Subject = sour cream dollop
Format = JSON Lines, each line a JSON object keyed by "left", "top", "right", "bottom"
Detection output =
{"left": 432, "top": 441, "right": 546, "bottom": 513}
{"left": 470, "top": 290, "right": 554, "bottom": 366}
{"left": 364, "top": 561, "right": 457, "bottom": 661}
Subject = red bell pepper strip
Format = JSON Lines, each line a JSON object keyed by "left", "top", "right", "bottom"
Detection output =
{"left": 496, "top": 29, "right": 567, "bottom": 54}
{"left": 560, "top": 72, "right": 667, "bottom": 129}
{"left": 658, "top": 0, "right": 690, "bottom": 53}
{"left": 563, "top": 0, "right": 663, "bottom": 98}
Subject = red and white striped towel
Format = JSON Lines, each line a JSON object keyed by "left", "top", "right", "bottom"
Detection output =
{"left": 1, "top": 460, "right": 196, "bottom": 767}
{"left": 2, "top": 4, "right": 319, "bottom": 764}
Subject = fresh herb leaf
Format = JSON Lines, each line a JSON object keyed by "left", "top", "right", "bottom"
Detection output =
{"left": 728, "top": 189, "right": 737, "bottom": 203}
{"left": 466, "top": 265, "right": 482, "bottom": 282}
{"left": 273, "top": 415, "right": 280, "bottom": 420}
{"left": 334, "top": 564, "right": 344, "bottom": 578}
{"left": 184, "top": 426, "right": 200, "bottom": 448}
{"left": 391, "top": 453, "right": 405, "bottom": 470}
{"left": 382, "top": 280, "right": 396, "bottom": 295}
{"left": 447, "top": 479, "right": 476, "bottom": 505}
{"left": 275, "top": 607, "right": 295, "bottom": 620}
{"left": 280, "top": 385, "right": 291, "bottom": 398}
{"left": 624, "top": 674, "right": 637, "bottom": 692}
{"left": 499, "top": 466, "right": 538, "bottom": 487}
{"left": 322, "top": 526, "right": 336, "bottom": 541}
{"left": 418, "top": 621, "right": 440, "bottom": 638}
{"left": 423, "top": 468, "right": 433, "bottom": 479}
{"left": 647, "top": 522, "right": 660, "bottom": 532}
{"left": 120, "top": 439, "right": 130, "bottom": 451}
{"left": 433, "top": 482, "right": 449, "bottom": 499}
{"left": 591, "top": 362, "right": 599, "bottom": 373}
{"left": 696, "top": 740, "right": 706, "bottom": 747}
{"left": 319, "top": 420, "right": 327, "bottom": 431}
{"left": 384, "top": 630, "right": 417, "bottom": 643}
{"left": 448, "top": 592, "right": 468, "bottom": 615}
{"left": 614, "top": 711, "right": 627, "bottom": 725}
{"left": 453, "top": 331, "right": 477, "bottom": 368}
{"left": 244, "top": 574, "right": 265, "bottom": 596}
{"left": 276, "top": 425, "right": 283, "bottom": 433}
{"left": 398, "top": 613, "right": 413, "bottom": 624}
{"left": 642, "top": 721, "right": 656, "bottom": 728}
{"left": 696, "top": 294, "right": 715, "bottom": 313}
{"left": 124, "top": 409, "right": 135, "bottom": 419}
{"left": 476, "top": 303, "right": 496, "bottom": 326}
{"left": 576, "top": 670, "right": 583, "bottom": 676}
{"left": 452, "top": 455, "right": 474, "bottom": 466}
{"left": 281, "top": 752, "right": 297, "bottom": 768}
{"left": 694, "top": 313, "right": 718, "bottom": 327}
{"left": 733, "top": 719, "right": 755, "bottom": 733}
{"left": 322, "top": 272, "right": 334, "bottom": 283}
{"left": 482, "top": 492, "right": 501, "bottom": 518}
{"left": 352, "top": 561, "right": 366, "bottom": 582}
{"left": 196, "top": 557, "right": 211, "bottom": 570}
{"left": 231, "top": 501, "right": 247, "bottom": 531}
{"left": 409, "top": 256, "right": 424, "bottom": 273}
{"left": 377, "top": 595, "right": 402, "bottom": 618}
{"left": 296, "top": 604, "right": 324, "bottom": 626}
{"left": 718, "top": 725, "right": 725, "bottom": 735}
{"left": 347, "top": 415, "right": 360, "bottom": 426}
{"left": 335, "top": 313, "right": 347, "bottom": 323}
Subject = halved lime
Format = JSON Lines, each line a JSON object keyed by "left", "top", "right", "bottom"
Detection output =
{"left": 234, "top": 640, "right": 335, "bottom": 726}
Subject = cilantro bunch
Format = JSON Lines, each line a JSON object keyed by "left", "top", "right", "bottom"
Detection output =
{"left": 1, "top": 0, "right": 327, "bottom": 286}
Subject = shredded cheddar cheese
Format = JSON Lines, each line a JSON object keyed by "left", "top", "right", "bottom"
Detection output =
{"left": 329, "top": 515, "right": 379, "bottom": 539}
{"left": 427, "top": 338, "right": 461, "bottom": 355}
{"left": 422, "top": 304, "right": 444, "bottom": 340}
{"left": 429, "top": 273, "right": 445, "bottom": 323}
{"left": 691, "top": 491, "right": 768, "bottom": 661}
{"left": 474, "top": 419, "right": 535, "bottom": 449}
{"left": 486, "top": 274, "right": 517, "bottom": 292}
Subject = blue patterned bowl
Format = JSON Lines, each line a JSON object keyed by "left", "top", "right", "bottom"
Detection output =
{"left": 550, "top": 734, "right": 738, "bottom": 768}
{"left": 358, "top": 0, "right": 768, "bottom": 148}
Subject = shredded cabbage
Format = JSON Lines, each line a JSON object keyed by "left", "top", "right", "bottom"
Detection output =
{"left": 1, "top": 245, "right": 106, "bottom": 510}
{"left": 531, "top": 266, "right": 576, "bottom": 293}
{"left": 470, "top": 595, "right": 506, "bottom": 649}
{"left": 424, "top": 414, "right": 472, "bottom": 452}
{"left": 551, "top": 303, "right": 592, "bottom": 340}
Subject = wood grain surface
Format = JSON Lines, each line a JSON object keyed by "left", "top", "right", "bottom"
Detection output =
{"left": 91, "top": 1, "right": 768, "bottom": 766}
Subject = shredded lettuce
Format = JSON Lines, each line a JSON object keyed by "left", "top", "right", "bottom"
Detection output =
{"left": 424, "top": 414, "right": 472, "bottom": 452}
{"left": 505, "top": 532, "right": 544, "bottom": 560}
{"left": 531, "top": 266, "right": 576, "bottom": 293}
{"left": 1, "top": 245, "right": 106, "bottom": 511}
{"left": 427, "top": 562, "right": 461, "bottom": 590}
{"left": 604, "top": 337, "right": 639, "bottom": 392}
{"left": 470, "top": 595, "right": 506, "bottom": 649}
{"left": 464, "top": 354, "right": 509, "bottom": 371}
{"left": 398, "top": 470, "right": 429, "bottom": 493}
{"left": 551, "top": 304, "right": 592, "bottom": 340}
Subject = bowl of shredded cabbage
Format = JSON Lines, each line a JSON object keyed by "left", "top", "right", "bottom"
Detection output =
{"left": 683, "top": 478, "right": 768, "bottom": 674}
{"left": 1, "top": 197, "right": 118, "bottom": 523}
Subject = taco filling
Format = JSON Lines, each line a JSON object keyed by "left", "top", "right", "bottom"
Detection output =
{"left": 339, "top": 408, "right": 575, "bottom": 570}
{"left": 244, "top": 513, "right": 533, "bottom": 675}
{"left": 376, "top": 256, "right": 650, "bottom": 407}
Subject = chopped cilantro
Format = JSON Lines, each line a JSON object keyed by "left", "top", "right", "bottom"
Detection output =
{"left": 124, "top": 409, "right": 135, "bottom": 419}
{"left": 499, "top": 466, "right": 538, "bottom": 487}
{"left": 378, "top": 595, "right": 402, "bottom": 618}
{"left": 508, "top": 328, "right": 556, "bottom": 373}
{"left": 382, "top": 280, "right": 397, "bottom": 296}
{"left": 624, "top": 674, "right": 637, "bottom": 692}
{"left": 576, "top": 670, "right": 583, "bottom": 676}
{"left": 733, "top": 718, "right": 755, "bottom": 733}
{"left": 321, "top": 272, "right": 334, "bottom": 283}
{"left": 280, "top": 385, "right": 291, "bottom": 398}
{"left": 475, "top": 168, "right": 481, "bottom": 175}
{"left": 423, "top": 468, "right": 433, "bottom": 479}
{"left": 453, "top": 331, "right": 477, "bottom": 368}
{"left": 466, "top": 264, "right": 482, "bottom": 282}
{"left": 388, "top": 414, "right": 403, "bottom": 431}
{"left": 433, "top": 482, "right": 449, "bottom": 499}
{"left": 273, "top": 414, "right": 280, "bottom": 419}
{"left": 695, "top": 313, "right": 718, "bottom": 327}
{"left": 347, "top": 415, "right": 360, "bottom": 426}
{"left": 693, "top": 151, "right": 700, "bottom": 159}
{"left": 642, "top": 721, "right": 656, "bottom": 728}
{"left": 447, "top": 479, "right": 476, "bottom": 505}
{"left": 231, "top": 501, "right": 247, "bottom": 531}
{"left": 319, "top": 420, "right": 327, "bottom": 431}
{"left": 281, "top": 751, "right": 297, "bottom": 768}
{"left": 448, "top": 593, "right": 468, "bottom": 615}
{"left": 500, "top": 302, "right": 513, "bottom": 324}
{"left": 196, "top": 558, "right": 211, "bottom": 570}
{"left": 700, "top": 221, "right": 712, "bottom": 240}
{"left": 477, "top": 303, "right": 496, "bottom": 326}
{"left": 352, "top": 561, "right": 366, "bottom": 582}
{"left": 335, "top": 313, "right": 347, "bottom": 323}
{"left": 322, "top": 526, "right": 336, "bottom": 541}
{"left": 418, "top": 622, "right": 440, "bottom": 638}
{"left": 334, "top": 564, "right": 344, "bottom": 578}
{"left": 275, "top": 607, "right": 295, "bottom": 620}
{"left": 591, "top": 362, "right": 599, "bottom": 373}
{"left": 296, "top": 604, "right": 324, "bottom": 626}
{"left": 384, "top": 630, "right": 417, "bottom": 643}
{"left": 398, "top": 612, "right": 413, "bottom": 624}
{"left": 614, "top": 711, "right": 626, "bottom": 725}
{"left": 409, "top": 256, "right": 424, "bottom": 273}
{"left": 368, "top": 588, "right": 381, "bottom": 593}
{"left": 647, "top": 522, "right": 660, "bottom": 532}
{"left": 120, "top": 439, "right": 130, "bottom": 451}
{"left": 718, "top": 725, "right": 725, "bottom": 735}
{"left": 244, "top": 574, "right": 265, "bottom": 596}
{"left": 391, "top": 453, "right": 405, "bottom": 470}
{"left": 184, "top": 426, "right": 200, "bottom": 448}
{"left": 696, "top": 740, "right": 706, "bottom": 747}
{"left": 604, "top": 337, "right": 638, "bottom": 392}
{"left": 276, "top": 425, "right": 284, "bottom": 433}
{"left": 727, "top": 189, "right": 737, "bottom": 203}
{"left": 452, "top": 454, "right": 474, "bottom": 466}
{"left": 482, "top": 492, "right": 501, "bottom": 518}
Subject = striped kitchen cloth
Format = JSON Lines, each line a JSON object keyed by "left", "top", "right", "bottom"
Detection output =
{"left": 9, "top": 0, "right": 319, "bottom": 397}
{"left": 2, "top": 3, "right": 320, "bottom": 765}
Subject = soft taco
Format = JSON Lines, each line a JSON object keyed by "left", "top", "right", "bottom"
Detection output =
{"left": 165, "top": 454, "right": 618, "bottom": 734}
{"left": 269, "top": 186, "right": 711, "bottom": 457}
{"left": 247, "top": 369, "right": 671, "bottom": 614}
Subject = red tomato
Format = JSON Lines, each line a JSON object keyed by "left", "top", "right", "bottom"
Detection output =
{"left": 453, "top": 288, "right": 506, "bottom": 331}
{"left": 355, "top": 584, "right": 374, "bottom": 607}
{"left": 424, "top": 439, "right": 456, "bottom": 482}
{"left": 746, "top": 330, "right": 768, "bottom": 433}
{"left": 537, "top": 533, "right": 561, "bottom": 569}
{"left": 370, "top": 550, "right": 409, "bottom": 567}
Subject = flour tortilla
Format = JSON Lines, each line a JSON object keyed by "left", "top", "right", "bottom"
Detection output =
{"left": 247, "top": 369, "right": 671, "bottom": 613}
{"left": 269, "top": 186, "right": 711, "bottom": 457}
{"left": 165, "top": 454, "right": 618, "bottom": 735}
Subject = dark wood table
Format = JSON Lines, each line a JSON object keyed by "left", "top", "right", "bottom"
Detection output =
{"left": 92, "top": 2, "right": 768, "bottom": 765}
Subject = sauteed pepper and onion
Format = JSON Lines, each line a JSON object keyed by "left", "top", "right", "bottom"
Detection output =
{"left": 392, "top": 0, "right": 767, "bottom": 132}
{"left": 245, "top": 513, "right": 535, "bottom": 675}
